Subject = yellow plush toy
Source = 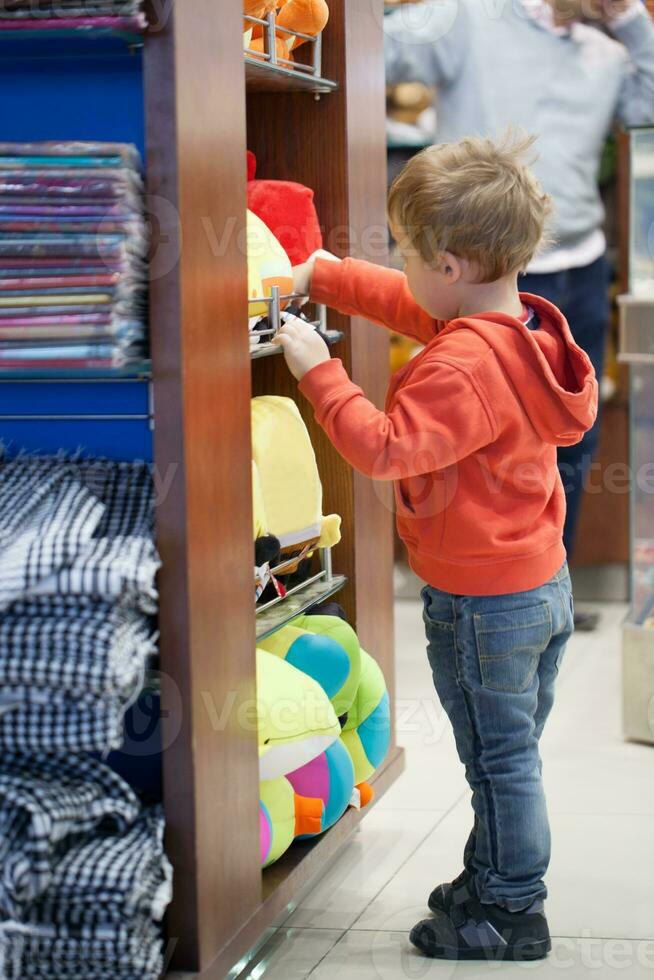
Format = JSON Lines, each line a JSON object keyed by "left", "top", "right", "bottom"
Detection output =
{"left": 251, "top": 396, "right": 341, "bottom": 571}
{"left": 247, "top": 209, "right": 293, "bottom": 317}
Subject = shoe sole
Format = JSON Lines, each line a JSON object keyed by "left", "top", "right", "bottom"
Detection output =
{"left": 411, "top": 932, "right": 551, "bottom": 961}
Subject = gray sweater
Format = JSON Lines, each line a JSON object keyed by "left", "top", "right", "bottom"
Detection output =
{"left": 385, "top": 1, "right": 654, "bottom": 251}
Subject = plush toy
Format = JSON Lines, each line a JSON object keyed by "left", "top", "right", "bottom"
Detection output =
{"left": 244, "top": 0, "right": 277, "bottom": 49}
{"left": 276, "top": 0, "right": 329, "bottom": 51}
{"left": 258, "top": 614, "right": 361, "bottom": 710}
{"left": 256, "top": 648, "right": 341, "bottom": 781}
{"left": 247, "top": 209, "right": 294, "bottom": 317}
{"left": 286, "top": 739, "right": 354, "bottom": 838}
{"left": 260, "top": 616, "right": 385, "bottom": 816}
{"left": 253, "top": 459, "right": 280, "bottom": 564}
{"left": 259, "top": 776, "right": 324, "bottom": 867}
{"left": 249, "top": 0, "right": 329, "bottom": 58}
{"left": 245, "top": 0, "right": 277, "bottom": 13}
{"left": 340, "top": 648, "right": 391, "bottom": 789}
{"left": 247, "top": 35, "right": 292, "bottom": 62}
{"left": 251, "top": 396, "right": 341, "bottom": 572}
{"left": 247, "top": 151, "right": 323, "bottom": 266}
{"left": 387, "top": 82, "right": 435, "bottom": 126}
{"left": 287, "top": 613, "right": 362, "bottom": 718}
{"left": 256, "top": 614, "right": 390, "bottom": 864}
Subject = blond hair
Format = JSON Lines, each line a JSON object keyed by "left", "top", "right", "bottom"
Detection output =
{"left": 388, "top": 132, "right": 553, "bottom": 283}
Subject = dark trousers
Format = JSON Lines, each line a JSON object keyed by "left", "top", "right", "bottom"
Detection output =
{"left": 518, "top": 254, "right": 610, "bottom": 557}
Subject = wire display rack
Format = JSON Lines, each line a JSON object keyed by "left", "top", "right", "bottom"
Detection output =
{"left": 244, "top": 10, "right": 337, "bottom": 93}
{"left": 249, "top": 286, "right": 343, "bottom": 359}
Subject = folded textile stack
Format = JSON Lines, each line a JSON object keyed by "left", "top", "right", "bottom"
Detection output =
{"left": 0, "top": 141, "right": 148, "bottom": 374}
{"left": 0, "top": 2, "right": 146, "bottom": 33}
{"left": 0, "top": 754, "right": 171, "bottom": 980}
{"left": 0, "top": 455, "right": 160, "bottom": 752}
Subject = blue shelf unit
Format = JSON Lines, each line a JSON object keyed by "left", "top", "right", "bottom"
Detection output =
{"left": 0, "top": 30, "right": 152, "bottom": 462}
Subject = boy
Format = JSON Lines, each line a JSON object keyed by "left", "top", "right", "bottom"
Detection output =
{"left": 272, "top": 134, "right": 597, "bottom": 962}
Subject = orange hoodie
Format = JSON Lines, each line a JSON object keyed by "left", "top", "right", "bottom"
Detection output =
{"left": 299, "top": 257, "right": 598, "bottom": 596}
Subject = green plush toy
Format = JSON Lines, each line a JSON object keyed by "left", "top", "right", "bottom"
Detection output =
{"left": 256, "top": 648, "right": 341, "bottom": 781}
{"left": 259, "top": 614, "right": 361, "bottom": 719}
{"left": 340, "top": 649, "right": 391, "bottom": 788}
{"left": 259, "top": 776, "right": 324, "bottom": 867}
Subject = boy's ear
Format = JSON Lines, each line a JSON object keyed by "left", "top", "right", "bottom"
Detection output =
{"left": 440, "top": 251, "right": 462, "bottom": 283}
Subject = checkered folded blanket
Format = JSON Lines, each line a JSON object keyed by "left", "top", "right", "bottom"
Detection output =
{"left": 27, "top": 807, "right": 171, "bottom": 928}
{"left": 0, "top": 754, "right": 140, "bottom": 919}
{"left": 0, "top": 460, "right": 104, "bottom": 611}
{"left": 0, "top": 685, "right": 140, "bottom": 753}
{"left": 0, "top": 599, "right": 155, "bottom": 697}
{"left": 0, "top": 806, "right": 169, "bottom": 980}
{"left": 0, "top": 457, "right": 160, "bottom": 611}
{"left": 0, "top": 917, "right": 164, "bottom": 980}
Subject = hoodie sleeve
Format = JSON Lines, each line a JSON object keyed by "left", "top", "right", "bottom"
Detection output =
{"left": 311, "top": 257, "right": 441, "bottom": 346}
{"left": 298, "top": 355, "right": 497, "bottom": 480}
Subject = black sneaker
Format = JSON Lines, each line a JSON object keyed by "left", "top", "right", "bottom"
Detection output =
{"left": 411, "top": 895, "right": 551, "bottom": 961}
{"left": 427, "top": 868, "right": 472, "bottom": 915}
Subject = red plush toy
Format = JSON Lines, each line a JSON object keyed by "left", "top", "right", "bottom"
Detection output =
{"left": 246, "top": 151, "right": 323, "bottom": 266}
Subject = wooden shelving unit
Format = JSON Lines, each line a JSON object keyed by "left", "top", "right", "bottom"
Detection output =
{"left": 0, "top": 1, "right": 402, "bottom": 976}
{"left": 147, "top": 2, "right": 402, "bottom": 975}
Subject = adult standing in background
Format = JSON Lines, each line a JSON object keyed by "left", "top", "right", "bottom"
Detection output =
{"left": 385, "top": 0, "right": 654, "bottom": 629}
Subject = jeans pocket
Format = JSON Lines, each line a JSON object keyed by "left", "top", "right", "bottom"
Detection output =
{"left": 473, "top": 602, "right": 552, "bottom": 694}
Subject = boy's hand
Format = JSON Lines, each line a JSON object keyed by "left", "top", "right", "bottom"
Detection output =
{"left": 271, "top": 315, "right": 331, "bottom": 381}
{"left": 292, "top": 249, "right": 341, "bottom": 303}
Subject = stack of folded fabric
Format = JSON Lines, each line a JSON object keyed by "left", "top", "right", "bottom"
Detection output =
{"left": 0, "top": 454, "right": 159, "bottom": 753}
{"left": 0, "top": 2, "right": 146, "bottom": 33}
{"left": 0, "top": 141, "right": 148, "bottom": 373}
{"left": 0, "top": 754, "right": 171, "bottom": 980}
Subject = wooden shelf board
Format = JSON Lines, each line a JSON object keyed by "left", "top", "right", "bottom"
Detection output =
{"left": 166, "top": 745, "right": 406, "bottom": 980}
{"left": 255, "top": 574, "right": 347, "bottom": 640}
{"left": 245, "top": 56, "right": 338, "bottom": 94}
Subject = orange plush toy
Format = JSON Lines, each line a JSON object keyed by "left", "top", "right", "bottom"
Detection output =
{"left": 249, "top": 0, "right": 329, "bottom": 61}
{"left": 244, "top": 0, "right": 278, "bottom": 53}
{"left": 244, "top": 0, "right": 277, "bottom": 17}
{"left": 277, "top": 0, "right": 329, "bottom": 50}
{"left": 248, "top": 35, "right": 291, "bottom": 62}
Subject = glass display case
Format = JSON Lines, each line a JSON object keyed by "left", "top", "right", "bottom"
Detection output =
{"left": 618, "top": 128, "right": 654, "bottom": 744}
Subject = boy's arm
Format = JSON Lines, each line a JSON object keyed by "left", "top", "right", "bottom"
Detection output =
{"left": 298, "top": 353, "right": 497, "bottom": 479}
{"left": 310, "top": 256, "right": 443, "bottom": 347}
{"left": 610, "top": 3, "right": 654, "bottom": 127}
{"left": 384, "top": 0, "right": 466, "bottom": 88}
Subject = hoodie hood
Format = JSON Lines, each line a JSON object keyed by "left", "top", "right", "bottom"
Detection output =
{"left": 448, "top": 292, "right": 598, "bottom": 446}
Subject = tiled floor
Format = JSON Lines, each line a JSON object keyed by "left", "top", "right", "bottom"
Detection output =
{"left": 246, "top": 597, "right": 654, "bottom": 978}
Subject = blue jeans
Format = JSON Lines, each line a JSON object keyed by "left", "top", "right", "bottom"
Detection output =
{"left": 519, "top": 254, "right": 610, "bottom": 557}
{"left": 422, "top": 563, "right": 574, "bottom": 912}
